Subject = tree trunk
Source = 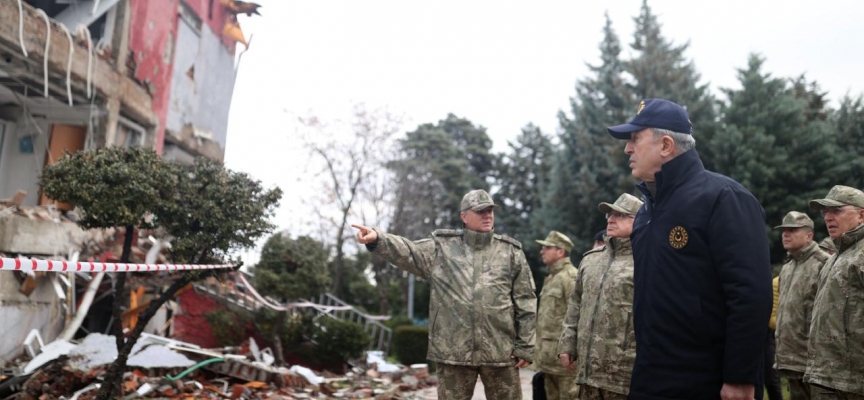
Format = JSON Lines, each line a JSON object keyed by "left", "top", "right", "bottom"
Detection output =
{"left": 96, "top": 225, "right": 134, "bottom": 399}
{"left": 272, "top": 310, "right": 287, "bottom": 367}
{"left": 372, "top": 258, "right": 389, "bottom": 315}
{"left": 95, "top": 263, "right": 223, "bottom": 399}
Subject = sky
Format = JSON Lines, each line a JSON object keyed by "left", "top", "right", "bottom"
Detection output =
{"left": 224, "top": 0, "right": 864, "bottom": 264}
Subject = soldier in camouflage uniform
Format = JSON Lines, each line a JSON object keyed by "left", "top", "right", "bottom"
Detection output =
{"left": 774, "top": 211, "right": 829, "bottom": 400}
{"left": 535, "top": 231, "right": 579, "bottom": 400}
{"left": 557, "top": 193, "right": 643, "bottom": 400}
{"left": 352, "top": 189, "right": 536, "bottom": 400}
{"left": 805, "top": 186, "right": 864, "bottom": 400}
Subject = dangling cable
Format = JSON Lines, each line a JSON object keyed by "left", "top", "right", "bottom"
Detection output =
{"left": 78, "top": 25, "right": 93, "bottom": 99}
{"left": 59, "top": 23, "right": 74, "bottom": 106}
{"left": 17, "top": 0, "right": 29, "bottom": 57}
{"left": 36, "top": 9, "right": 50, "bottom": 98}
{"left": 92, "top": 0, "right": 101, "bottom": 15}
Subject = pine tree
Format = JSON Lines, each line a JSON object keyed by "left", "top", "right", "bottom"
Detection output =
{"left": 833, "top": 95, "right": 864, "bottom": 188}
{"left": 626, "top": 0, "right": 718, "bottom": 167}
{"left": 493, "top": 123, "right": 554, "bottom": 293}
{"left": 712, "top": 54, "right": 840, "bottom": 262}
{"left": 539, "top": 13, "right": 633, "bottom": 254}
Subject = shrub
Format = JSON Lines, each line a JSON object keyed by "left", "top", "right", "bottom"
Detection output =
{"left": 204, "top": 308, "right": 250, "bottom": 346}
{"left": 385, "top": 315, "right": 414, "bottom": 330}
{"left": 392, "top": 326, "right": 428, "bottom": 366}
{"left": 315, "top": 318, "right": 370, "bottom": 360}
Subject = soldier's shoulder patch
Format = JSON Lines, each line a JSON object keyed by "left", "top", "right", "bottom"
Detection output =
{"left": 583, "top": 246, "right": 605, "bottom": 257}
{"left": 432, "top": 229, "right": 462, "bottom": 237}
{"left": 494, "top": 234, "right": 522, "bottom": 249}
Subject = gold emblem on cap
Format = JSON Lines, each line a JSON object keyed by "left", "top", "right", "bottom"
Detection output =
{"left": 637, "top": 100, "right": 646, "bottom": 115}
{"left": 669, "top": 226, "right": 688, "bottom": 249}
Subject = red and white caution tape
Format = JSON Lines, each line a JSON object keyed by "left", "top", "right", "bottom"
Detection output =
{"left": 0, "top": 258, "right": 234, "bottom": 272}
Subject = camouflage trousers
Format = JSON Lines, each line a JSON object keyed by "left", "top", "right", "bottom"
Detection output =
{"left": 578, "top": 385, "right": 627, "bottom": 400}
{"left": 437, "top": 363, "right": 521, "bottom": 400}
{"left": 810, "top": 385, "right": 864, "bottom": 400}
{"left": 777, "top": 371, "right": 809, "bottom": 400}
{"left": 544, "top": 373, "right": 578, "bottom": 400}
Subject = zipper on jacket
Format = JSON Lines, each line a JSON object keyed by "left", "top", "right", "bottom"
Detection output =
{"left": 583, "top": 241, "right": 617, "bottom": 380}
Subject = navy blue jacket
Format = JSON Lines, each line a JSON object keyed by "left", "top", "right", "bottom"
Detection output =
{"left": 628, "top": 149, "right": 773, "bottom": 400}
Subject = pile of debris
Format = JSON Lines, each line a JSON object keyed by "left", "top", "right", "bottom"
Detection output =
{"left": 0, "top": 333, "right": 437, "bottom": 399}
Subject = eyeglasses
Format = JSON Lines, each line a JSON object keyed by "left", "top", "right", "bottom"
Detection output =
{"left": 820, "top": 206, "right": 862, "bottom": 217}
{"left": 605, "top": 212, "right": 635, "bottom": 220}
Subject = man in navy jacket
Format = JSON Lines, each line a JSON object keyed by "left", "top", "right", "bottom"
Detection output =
{"left": 607, "top": 99, "right": 773, "bottom": 400}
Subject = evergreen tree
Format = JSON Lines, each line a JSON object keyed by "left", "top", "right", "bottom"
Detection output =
{"left": 493, "top": 123, "right": 554, "bottom": 293}
{"left": 833, "top": 95, "right": 864, "bottom": 188}
{"left": 712, "top": 54, "right": 840, "bottom": 262}
{"left": 627, "top": 0, "right": 719, "bottom": 167}
{"left": 540, "top": 13, "right": 632, "bottom": 254}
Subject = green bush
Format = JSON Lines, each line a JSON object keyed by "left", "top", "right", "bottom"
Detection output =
{"left": 385, "top": 315, "right": 414, "bottom": 329}
{"left": 315, "top": 318, "right": 370, "bottom": 360}
{"left": 392, "top": 326, "right": 428, "bottom": 366}
{"left": 204, "top": 308, "right": 250, "bottom": 346}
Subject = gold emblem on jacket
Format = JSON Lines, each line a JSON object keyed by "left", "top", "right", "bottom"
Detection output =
{"left": 669, "top": 226, "right": 688, "bottom": 249}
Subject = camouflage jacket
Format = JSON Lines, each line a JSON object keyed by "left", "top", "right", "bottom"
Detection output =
{"left": 775, "top": 241, "right": 828, "bottom": 375}
{"left": 535, "top": 258, "right": 578, "bottom": 375}
{"left": 805, "top": 224, "right": 864, "bottom": 394}
{"left": 557, "top": 237, "right": 635, "bottom": 395}
{"left": 368, "top": 228, "right": 536, "bottom": 366}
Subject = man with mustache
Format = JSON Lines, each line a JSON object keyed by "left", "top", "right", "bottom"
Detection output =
{"left": 606, "top": 98, "right": 773, "bottom": 400}
{"left": 352, "top": 189, "right": 536, "bottom": 400}
{"left": 773, "top": 211, "right": 828, "bottom": 400}
{"left": 805, "top": 186, "right": 864, "bottom": 399}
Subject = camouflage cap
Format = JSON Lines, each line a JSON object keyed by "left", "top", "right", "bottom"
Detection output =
{"left": 809, "top": 185, "right": 864, "bottom": 210}
{"left": 773, "top": 211, "right": 814, "bottom": 230}
{"left": 535, "top": 230, "right": 574, "bottom": 253}
{"left": 460, "top": 189, "right": 499, "bottom": 212}
{"left": 819, "top": 236, "right": 836, "bottom": 253}
{"left": 598, "top": 193, "right": 644, "bottom": 215}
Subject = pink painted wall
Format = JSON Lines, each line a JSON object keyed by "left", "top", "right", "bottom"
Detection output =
{"left": 128, "top": 0, "right": 181, "bottom": 154}
{"left": 128, "top": 0, "right": 237, "bottom": 154}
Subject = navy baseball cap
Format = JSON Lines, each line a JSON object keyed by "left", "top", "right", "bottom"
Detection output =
{"left": 607, "top": 98, "right": 693, "bottom": 139}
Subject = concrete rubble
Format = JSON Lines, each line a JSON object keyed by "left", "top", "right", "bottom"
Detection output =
{"left": 0, "top": 334, "right": 439, "bottom": 399}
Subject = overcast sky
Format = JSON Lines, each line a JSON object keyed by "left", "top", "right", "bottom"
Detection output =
{"left": 224, "top": 0, "right": 864, "bottom": 264}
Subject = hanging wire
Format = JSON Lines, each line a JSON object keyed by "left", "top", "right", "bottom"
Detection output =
{"left": 35, "top": 9, "right": 51, "bottom": 98}
{"left": 58, "top": 23, "right": 74, "bottom": 106}
{"left": 16, "top": 0, "right": 29, "bottom": 57}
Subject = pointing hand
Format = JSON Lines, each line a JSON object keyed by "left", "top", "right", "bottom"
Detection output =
{"left": 351, "top": 223, "right": 378, "bottom": 244}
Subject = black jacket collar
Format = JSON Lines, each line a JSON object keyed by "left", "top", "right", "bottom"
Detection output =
{"left": 636, "top": 149, "right": 704, "bottom": 204}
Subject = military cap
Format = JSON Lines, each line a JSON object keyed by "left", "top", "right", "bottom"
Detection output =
{"left": 535, "top": 230, "right": 574, "bottom": 253}
{"left": 773, "top": 211, "right": 814, "bottom": 230}
{"left": 607, "top": 98, "right": 692, "bottom": 139}
{"left": 460, "top": 189, "right": 499, "bottom": 212}
{"left": 809, "top": 185, "right": 864, "bottom": 210}
{"left": 818, "top": 237, "right": 836, "bottom": 253}
{"left": 598, "top": 193, "right": 644, "bottom": 215}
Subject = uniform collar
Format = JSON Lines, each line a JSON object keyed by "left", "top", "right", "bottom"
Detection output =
{"left": 788, "top": 241, "right": 819, "bottom": 262}
{"left": 547, "top": 257, "right": 572, "bottom": 275}
{"left": 463, "top": 228, "right": 493, "bottom": 250}
{"left": 838, "top": 223, "right": 864, "bottom": 253}
{"left": 605, "top": 236, "right": 633, "bottom": 255}
{"left": 636, "top": 149, "right": 704, "bottom": 203}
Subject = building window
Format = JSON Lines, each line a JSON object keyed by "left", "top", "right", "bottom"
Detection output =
{"left": 116, "top": 116, "right": 147, "bottom": 148}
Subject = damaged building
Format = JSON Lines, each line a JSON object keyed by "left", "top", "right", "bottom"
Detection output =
{"left": 0, "top": 0, "right": 253, "bottom": 368}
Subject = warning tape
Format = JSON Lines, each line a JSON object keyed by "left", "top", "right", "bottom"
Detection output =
{"left": 0, "top": 257, "right": 234, "bottom": 272}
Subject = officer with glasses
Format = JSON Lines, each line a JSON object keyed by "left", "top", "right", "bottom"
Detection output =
{"left": 805, "top": 185, "right": 864, "bottom": 399}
